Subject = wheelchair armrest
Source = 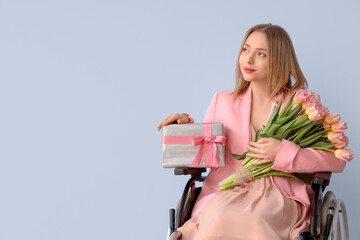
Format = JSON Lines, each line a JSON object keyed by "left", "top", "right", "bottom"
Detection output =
{"left": 174, "top": 168, "right": 206, "bottom": 176}
{"left": 313, "top": 172, "right": 332, "bottom": 187}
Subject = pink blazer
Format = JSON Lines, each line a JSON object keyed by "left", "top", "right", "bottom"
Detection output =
{"left": 191, "top": 85, "right": 346, "bottom": 223}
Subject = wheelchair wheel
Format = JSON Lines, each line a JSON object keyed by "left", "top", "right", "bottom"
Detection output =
{"left": 320, "top": 191, "right": 349, "bottom": 240}
{"left": 332, "top": 199, "right": 349, "bottom": 240}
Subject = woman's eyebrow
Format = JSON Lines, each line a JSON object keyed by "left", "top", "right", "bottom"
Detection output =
{"left": 244, "top": 43, "right": 268, "bottom": 51}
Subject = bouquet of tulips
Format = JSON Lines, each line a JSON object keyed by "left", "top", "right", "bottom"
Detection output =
{"left": 218, "top": 90, "right": 353, "bottom": 191}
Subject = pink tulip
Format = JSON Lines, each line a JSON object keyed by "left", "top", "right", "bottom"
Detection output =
{"left": 327, "top": 131, "right": 345, "bottom": 143}
{"left": 311, "top": 93, "right": 321, "bottom": 104}
{"left": 323, "top": 122, "right": 332, "bottom": 129}
{"left": 309, "top": 111, "right": 323, "bottom": 121}
{"left": 318, "top": 104, "right": 329, "bottom": 116}
{"left": 305, "top": 105, "right": 317, "bottom": 115}
{"left": 331, "top": 121, "right": 347, "bottom": 133}
{"left": 305, "top": 105, "right": 317, "bottom": 119}
{"left": 334, "top": 136, "right": 349, "bottom": 149}
{"left": 335, "top": 149, "right": 353, "bottom": 162}
{"left": 305, "top": 105, "right": 325, "bottom": 121}
{"left": 307, "top": 91, "right": 321, "bottom": 103}
{"left": 325, "top": 113, "right": 341, "bottom": 124}
{"left": 302, "top": 101, "right": 315, "bottom": 110}
{"left": 302, "top": 94, "right": 320, "bottom": 110}
{"left": 294, "top": 90, "right": 309, "bottom": 104}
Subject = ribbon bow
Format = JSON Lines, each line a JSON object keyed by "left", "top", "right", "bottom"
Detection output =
{"left": 191, "top": 135, "right": 226, "bottom": 168}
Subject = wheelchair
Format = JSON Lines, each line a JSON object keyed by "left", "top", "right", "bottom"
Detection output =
{"left": 167, "top": 168, "right": 349, "bottom": 240}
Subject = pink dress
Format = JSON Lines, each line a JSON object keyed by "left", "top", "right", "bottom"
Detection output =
{"left": 177, "top": 121, "right": 309, "bottom": 240}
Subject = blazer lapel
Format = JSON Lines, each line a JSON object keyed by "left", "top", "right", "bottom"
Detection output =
{"left": 235, "top": 85, "right": 252, "bottom": 152}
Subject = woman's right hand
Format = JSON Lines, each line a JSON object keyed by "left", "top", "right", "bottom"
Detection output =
{"left": 156, "top": 113, "right": 194, "bottom": 131}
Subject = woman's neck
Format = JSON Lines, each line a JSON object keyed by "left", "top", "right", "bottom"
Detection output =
{"left": 250, "top": 82, "right": 272, "bottom": 104}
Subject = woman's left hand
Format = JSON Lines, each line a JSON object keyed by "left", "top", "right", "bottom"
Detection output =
{"left": 246, "top": 137, "right": 282, "bottom": 165}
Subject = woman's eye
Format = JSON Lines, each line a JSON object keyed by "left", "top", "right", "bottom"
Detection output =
{"left": 258, "top": 52, "right": 265, "bottom": 57}
{"left": 242, "top": 48, "right": 248, "bottom": 53}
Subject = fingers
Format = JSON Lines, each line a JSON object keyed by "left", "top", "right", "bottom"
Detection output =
{"left": 249, "top": 141, "right": 262, "bottom": 148}
{"left": 250, "top": 138, "right": 272, "bottom": 144}
{"left": 177, "top": 115, "right": 189, "bottom": 124}
{"left": 246, "top": 151, "right": 272, "bottom": 165}
{"left": 157, "top": 114, "right": 177, "bottom": 130}
{"left": 156, "top": 113, "right": 189, "bottom": 131}
{"left": 162, "top": 113, "right": 180, "bottom": 126}
{"left": 252, "top": 159, "right": 271, "bottom": 165}
{"left": 246, "top": 152, "right": 264, "bottom": 159}
{"left": 157, "top": 114, "right": 174, "bottom": 131}
{"left": 247, "top": 141, "right": 267, "bottom": 160}
{"left": 247, "top": 146, "right": 261, "bottom": 154}
{"left": 246, "top": 138, "right": 278, "bottom": 164}
{"left": 255, "top": 138, "right": 271, "bottom": 144}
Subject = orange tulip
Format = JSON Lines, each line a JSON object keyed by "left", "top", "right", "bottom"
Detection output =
{"left": 325, "top": 113, "right": 340, "bottom": 124}
{"left": 334, "top": 136, "right": 349, "bottom": 149}
{"left": 305, "top": 105, "right": 324, "bottom": 121}
{"left": 327, "top": 131, "right": 345, "bottom": 143}
{"left": 335, "top": 149, "right": 353, "bottom": 162}
{"left": 331, "top": 121, "right": 347, "bottom": 133}
{"left": 294, "top": 89, "right": 309, "bottom": 104}
{"left": 323, "top": 122, "right": 332, "bottom": 129}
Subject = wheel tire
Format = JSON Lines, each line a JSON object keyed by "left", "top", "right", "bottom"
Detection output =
{"left": 321, "top": 191, "right": 336, "bottom": 240}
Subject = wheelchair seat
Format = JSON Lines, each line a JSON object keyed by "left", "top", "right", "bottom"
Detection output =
{"left": 168, "top": 168, "right": 349, "bottom": 240}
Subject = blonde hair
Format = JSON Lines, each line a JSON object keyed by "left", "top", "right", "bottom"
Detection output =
{"left": 233, "top": 23, "right": 308, "bottom": 101}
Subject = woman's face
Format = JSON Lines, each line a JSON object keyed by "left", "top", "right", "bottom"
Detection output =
{"left": 239, "top": 31, "right": 269, "bottom": 83}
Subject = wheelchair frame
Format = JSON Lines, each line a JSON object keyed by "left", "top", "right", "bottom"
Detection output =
{"left": 168, "top": 168, "right": 349, "bottom": 240}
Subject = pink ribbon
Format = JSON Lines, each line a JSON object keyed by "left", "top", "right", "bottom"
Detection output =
{"left": 162, "top": 123, "right": 226, "bottom": 168}
{"left": 190, "top": 135, "right": 226, "bottom": 167}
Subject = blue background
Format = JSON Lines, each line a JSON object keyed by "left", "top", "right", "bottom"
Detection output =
{"left": 0, "top": 0, "right": 359, "bottom": 239}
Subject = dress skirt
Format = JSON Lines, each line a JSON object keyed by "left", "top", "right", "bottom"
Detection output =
{"left": 177, "top": 176, "right": 309, "bottom": 240}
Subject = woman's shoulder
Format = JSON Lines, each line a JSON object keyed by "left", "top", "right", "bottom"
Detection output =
{"left": 211, "top": 89, "right": 235, "bottom": 102}
{"left": 216, "top": 89, "right": 234, "bottom": 96}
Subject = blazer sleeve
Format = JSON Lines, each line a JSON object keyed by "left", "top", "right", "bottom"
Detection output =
{"left": 272, "top": 139, "right": 346, "bottom": 173}
{"left": 203, "top": 92, "right": 218, "bottom": 122}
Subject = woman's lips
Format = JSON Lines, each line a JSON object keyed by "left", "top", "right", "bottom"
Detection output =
{"left": 243, "top": 67, "right": 255, "bottom": 73}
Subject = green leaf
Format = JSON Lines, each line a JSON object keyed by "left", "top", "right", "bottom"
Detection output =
{"left": 291, "top": 115, "right": 311, "bottom": 129}
{"left": 302, "top": 123, "right": 324, "bottom": 139}
{"left": 254, "top": 128, "right": 263, "bottom": 142}
{"left": 276, "top": 119, "right": 296, "bottom": 133}
{"left": 309, "top": 147, "right": 336, "bottom": 152}
{"left": 255, "top": 171, "right": 311, "bottom": 185}
{"left": 298, "top": 131, "right": 325, "bottom": 148}
{"left": 278, "top": 92, "right": 296, "bottom": 118}
{"left": 292, "top": 173, "right": 312, "bottom": 185}
{"left": 307, "top": 141, "right": 336, "bottom": 149}
{"left": 291, "top": 123, "right": 316, "bottom": 144}
{"left": 263, "top": 94, "right": 284, "bottom": 133}
{"left": 272, "top": 129, "right": 292, "bottom": 140}
{"left": 266, "top": 123, "right": 282, "bottom": 135}
{"left": 232, "top": 152, "right": 247, "bottom": 160}
{"left": 276, "top": 104, "right": 303, "bottom": 125}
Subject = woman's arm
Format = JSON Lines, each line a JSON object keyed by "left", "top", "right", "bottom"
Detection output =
{"left": 246, "top": 137, "right": 346, "bottom": 173}
{"left": 272, "top": 139, "right": 346, "bottom": 173}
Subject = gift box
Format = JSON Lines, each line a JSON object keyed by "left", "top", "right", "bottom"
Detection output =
{"left": 161, "top": 122, "right": 226, "bottom": 168}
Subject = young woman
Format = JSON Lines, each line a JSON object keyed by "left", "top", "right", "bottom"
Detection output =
{"left": 157, "top": 24, "right": 346, "bottom": 240}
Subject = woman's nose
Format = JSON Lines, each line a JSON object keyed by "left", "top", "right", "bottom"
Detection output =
{"left": 246, "top": 53, "right": 254, "bottom": 64}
